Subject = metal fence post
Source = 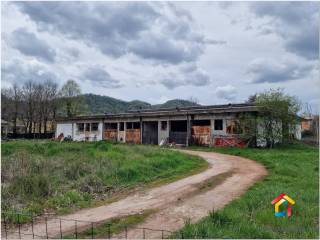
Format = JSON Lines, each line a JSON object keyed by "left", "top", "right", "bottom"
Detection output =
{"left": 18, "top": 213, "right": 21, "bottom": 239}
{"left": 4, "top": 214, "right": 8, "bottom": 239}
{"left": 31, "top": 215, "right": 34, "bottom": 239}
{"left": 161, "top": 230, "right": 164, "bottom": 239}
{"left": 125, "top": 226, "right": 128, "bottom": 239}
{"left": 75, "top": 220, "right": 78, "bottom": 239}
{"left": 91, "top": 222, "right": 94, "bottom": 239}
{"left": 60, "top": 218, "right": 62, "bottom": 239}
{"left": 107, "top": 224, "right": 111, "bottom": 239}
{"left": 181, "top": 231, "right": 184, "bottom": 239}
{"left": 45, "top": 217, "right": 48, "bottom": 239}
{"left": 143, "top": 228, "right": 145, "bottom": 239}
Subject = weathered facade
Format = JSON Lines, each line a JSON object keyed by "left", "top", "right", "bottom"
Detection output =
{"left": 55, "top": 103, "right": 267, "bottom": 147}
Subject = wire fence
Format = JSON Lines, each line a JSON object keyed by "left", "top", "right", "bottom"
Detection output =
{"left": 1, "top": 211, "right": 178, "bottom": 239}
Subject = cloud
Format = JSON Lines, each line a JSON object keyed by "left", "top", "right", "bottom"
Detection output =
{"left": 160, "top": 64, "right": 211, "bottom": 89}
{"left": 14, "top": 2, "right": 223, "bottom": 65}
{"left": 82, "top": 66, "right": 122, "bottom": 88}
{"left": 2, "top": 59, "right": 57, "bottom": 84}
{"left": 250, "top": 2, "right": 319, "bottom": 60}
{"left": 14, "top": 2, "right": 158, "bottom": 57}
{"left": 246, "top": 58, "right": 313, "bottom": 83}
{"left": 129, "top": 34, "right": 202, "bottom": 64}
{"left": 9, "top": 28, "right": 56, "bottom": 62}
{"left": 215, "top": 85, "right": 237, "bottom": 100}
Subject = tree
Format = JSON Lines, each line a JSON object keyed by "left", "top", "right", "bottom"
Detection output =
{"left": 255, "top": 89, "right": 301, "bottom": 148}
{"left": 10, "top": 84, "right": 22, "bottom": 136}
{"left": 59, "top": 80, "right": 82, "bottom": 117}
{"left": 21, "top": 81, "right": 37, "bottom": 134}
{"left": 42, "top": 80, "right": 58, "bottom": 133}
{"left": 246, "top": 94, "right": 257, "bottom": 103}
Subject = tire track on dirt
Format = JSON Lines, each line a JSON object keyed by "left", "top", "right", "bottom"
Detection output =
{"left": 6, "top": 150, "right": 267, "bottom": 239}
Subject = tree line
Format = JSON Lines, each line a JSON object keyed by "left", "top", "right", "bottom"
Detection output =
{"left": 1, "top": 79, "right": 83, "bottom": 135}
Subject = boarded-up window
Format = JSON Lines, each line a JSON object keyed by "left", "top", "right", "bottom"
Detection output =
{"left": 161, "top": 121, "right": 167, "bottom": 130}
{"left": 226, "top": 120, "right": 242, "bottom": 134}
{"left": 214, "top": 119, "right": 223, "bottom": 130}
{"left": 91, "top": 123, "right": 99, "bottom": 131}
{"left": 77, "top": 123, "right": 84, "bottom": 132}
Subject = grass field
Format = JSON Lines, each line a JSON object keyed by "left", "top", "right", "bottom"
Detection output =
{"left": 1, "top": 140, "right": 207, "bottom": 222}
{"left": 173, "top": 143, "right": 319, "bottom": 239}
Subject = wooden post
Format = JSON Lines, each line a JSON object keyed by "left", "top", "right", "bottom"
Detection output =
{"left": 91, "top": 222, "right": 94, "bottom": 239}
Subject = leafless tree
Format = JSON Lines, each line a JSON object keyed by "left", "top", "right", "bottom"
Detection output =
{"left": 42, "top": 80, "right": 58, "bottom": 133}
{"left": 21, "top": 81, "right": 37, "bottom": 134}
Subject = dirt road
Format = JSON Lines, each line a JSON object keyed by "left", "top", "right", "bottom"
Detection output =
{"left": 5, "top": 149, "right": 267, "bottom": 239}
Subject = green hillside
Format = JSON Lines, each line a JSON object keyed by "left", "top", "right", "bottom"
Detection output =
{"left": 79, "top": 94, "right": 200, "bottom": 114}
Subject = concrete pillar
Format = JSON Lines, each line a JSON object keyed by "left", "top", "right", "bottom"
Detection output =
{"left": 117, "top": 122, "right": 120, "bottom": 142}
{"left": 123, "top": 121, "right": 126, "bottom": 143}
{"left": 210, "top": 119, "right": 215, "bottom": 146}
{"left": 186, "top": 114, "right": 190, "bottom": 146}
{"left": 101, "top": 121, "right": 104, "bottom": 140}
{"left": 140, "top": 117, "right": 143, "bottom": 144}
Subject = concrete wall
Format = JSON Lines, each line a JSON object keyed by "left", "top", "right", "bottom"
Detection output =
{"left": 293, "top": 124, "right": 302, "bottom": 140}
{"left": 72, "top": 122, "right": 103, "bottom": 141}
{"left": 56, "top": 123, "right": 73, "bottom": 138}
{"left": 58, "top": 112, "right": 289, "bottom": 147}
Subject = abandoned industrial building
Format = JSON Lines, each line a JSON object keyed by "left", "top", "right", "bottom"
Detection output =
{"left": 55, "top": 103, "right": 301, "bottom": 147}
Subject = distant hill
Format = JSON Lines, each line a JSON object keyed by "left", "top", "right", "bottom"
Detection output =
{"left": 81, "top": 94, "right": 200, "bottom": 114}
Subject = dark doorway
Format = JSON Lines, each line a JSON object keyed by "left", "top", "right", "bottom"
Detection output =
{"left": 169, "top": 120, "right": 187, "bottom": 144}
{"left": 142, "top": 121, "right": 158, "bottom": 144}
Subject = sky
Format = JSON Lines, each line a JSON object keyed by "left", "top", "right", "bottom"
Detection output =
{"left": 1, "top": 1, "right": 319, "bottom": 111}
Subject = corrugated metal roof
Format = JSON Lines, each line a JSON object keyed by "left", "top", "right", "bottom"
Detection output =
{"left": 56, "top": 103, "right": 258, "bottom": 122}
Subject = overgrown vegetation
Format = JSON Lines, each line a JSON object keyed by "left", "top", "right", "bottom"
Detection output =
{"left": 243, "top": 89, "right": 301, "bottom": 148}
{"left": 172, "top": 143, "right": 319, "bottom": 239}
{"left": 1, "top": 140, "right": 207, "bottom": 223}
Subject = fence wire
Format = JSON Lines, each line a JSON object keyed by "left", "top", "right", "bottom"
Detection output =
{"left": 1, "top": 211, "right": 178, "bottom": 239}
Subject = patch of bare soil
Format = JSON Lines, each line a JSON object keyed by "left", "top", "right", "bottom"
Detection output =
{"left": 5, "top": 150, "right": 267, "bottom": 239}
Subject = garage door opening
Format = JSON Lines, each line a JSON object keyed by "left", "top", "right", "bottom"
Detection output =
{"left": 169, "top": 120, "right": 187, "bottom": 144}
{"left": 142, "top": 121, "right": 158, "bottom": 144}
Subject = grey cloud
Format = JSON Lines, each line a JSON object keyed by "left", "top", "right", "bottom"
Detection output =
{"left": 15, "top": 2, "right": 216, "bottom": 64}
{"left": 130, "top": 35, "right": 202, "bottom": 64}
{"left": 9, "top": 28, "right": 56, "bottom": 62}
{"left": 160, "top": 65, "right": 210, "bottom": 89}
{"left": 66, "top": 47, "right": 80, "bottom": 58}
{"left": 247, "top": 58, "right": 313, "bottom": 83}
{"left": 250, "top": 2, "right": 319, "bottom": 60}
{"left": 15, "top": 2, "right": 158, "bottom": 57}
{"left": 82, "top": 66, "right": 122, "bottom": 88}
{"left": 215, "top": 85, "right": 237, "bottom": 101}
{"left": 204, "top": 39, "right": 227, "bottom": 45}
{"left": 2, "top": 59, "right": 57, "bottom": 84}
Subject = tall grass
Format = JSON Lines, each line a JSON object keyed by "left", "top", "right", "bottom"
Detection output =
{"left": 172, "top": 143, "right": 319, "bottom": 239}
{"left": 1, "top": 140, "right": 207, "bottom": 221}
